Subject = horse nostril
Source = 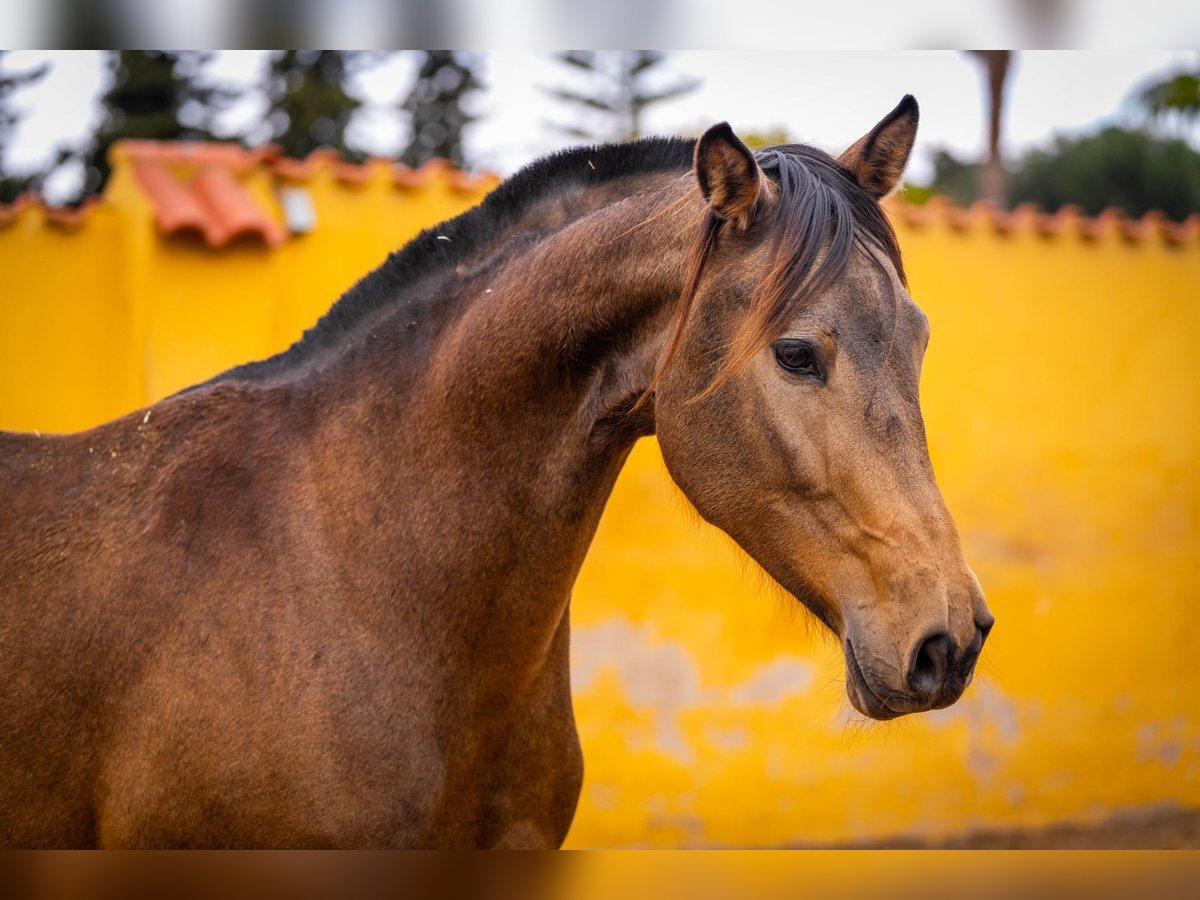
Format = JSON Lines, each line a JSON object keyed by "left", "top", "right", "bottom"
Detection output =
{"left": 908, "top": 631, "right": 953, "bottom": 699}
{"left": 977, "top": 617, "right": 994, "bottom": 647}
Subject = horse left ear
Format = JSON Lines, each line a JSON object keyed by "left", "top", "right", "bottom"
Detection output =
{"left": 695, "top": 122, "right": 764, "bottom": 229}
{"left": 838, "top": 95, "right": 919, "bottom": 200}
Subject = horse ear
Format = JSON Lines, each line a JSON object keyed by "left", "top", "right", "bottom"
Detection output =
{"left": 838, "top": 95, "right": 919, "bottom": 200}
{"left": 694, "top": 122, "right": 764, "bottom": 229}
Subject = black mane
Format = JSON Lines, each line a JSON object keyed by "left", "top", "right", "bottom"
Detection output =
{"left": 199, "top": 137, "right": 696, "bottom": 388}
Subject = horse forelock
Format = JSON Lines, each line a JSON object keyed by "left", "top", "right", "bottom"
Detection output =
{"left": 752, "top": 142, "right": 906, "bottom": 321}
{"left": 648, "top": 142, "right": 908, "bottom": 404}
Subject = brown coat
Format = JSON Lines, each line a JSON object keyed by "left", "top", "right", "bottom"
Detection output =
{"left": 0, "top": 101, "right": 991, "bottom": 848}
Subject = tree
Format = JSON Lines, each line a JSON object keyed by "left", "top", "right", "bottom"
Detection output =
{"left": 0, "top": 52, "right": 50, "bottom": 203}
{"left": 923, "top": 127, "right": 1200, "bottom": 221}
{"left": 1008, "top": 127, "right": 1200, "bottom": 221}
{"left": 262, "top": 51, "right": 374, "bottom": 161}
{"left": 79, "top": 51, "right": 229, "bottom": 199}
{"left": 967, "top": 50, "right": 1013, "bottom": 207}
{"left": 543, "top": 51, "right": 699, "bottom": 143}
{"left": 739, "top": 128, "right": 791, "bottom": 151}
{"left": 399, "top": 52, "right": 483, "bottom": 169}
{"left": 1136, "top": 67, "right": 1200, "bottom": 135}
{"left": 926, "top": 148, "right": 982, "bottom": 209}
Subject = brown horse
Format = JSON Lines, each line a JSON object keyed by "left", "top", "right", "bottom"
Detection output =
{"left": 0, "top": 96, "right": 993, "bottom": 848}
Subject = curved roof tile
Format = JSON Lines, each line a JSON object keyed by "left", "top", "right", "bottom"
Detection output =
{"left": 2, "top": 141, "right": 1197, "bottom": 250}
{"left": 130, "top": 152, "right": 285, "bottom": 247}
{"left": 883, "top": 195, "right": 1200, "bottom": 247}
{"left": 0, "top": 194, "right": 99, "bottom": 232}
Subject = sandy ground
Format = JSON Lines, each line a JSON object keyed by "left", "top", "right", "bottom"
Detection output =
{"left": 862, "top": 806, "right": 1200, "bottom": 849}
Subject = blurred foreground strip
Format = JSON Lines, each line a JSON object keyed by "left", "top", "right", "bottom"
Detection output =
{"left": 3, "top": 851, "right": 1199, "bottom": 900}
{"left": 4, "top": 0, "right": 1200, "bottom": 48}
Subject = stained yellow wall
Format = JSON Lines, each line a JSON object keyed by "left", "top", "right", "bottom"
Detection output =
{"left": 0, "top": 152, "right": 497, "bottom": 430}
{"left": 564, "top": 208, "right": 1200, "bottom": 847}
{"left": 0, "top": 204, "right": 141, "bottom": 433}
{"left": 1, "top": 165, "right": 1198, "bottom": 847}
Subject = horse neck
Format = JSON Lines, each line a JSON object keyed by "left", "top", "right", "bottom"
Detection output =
{"left": 298, "top": 174, "right": 699, "bottom": 673}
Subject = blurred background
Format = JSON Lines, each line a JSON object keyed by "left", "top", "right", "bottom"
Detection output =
{"left": 2, "top": 50, "right": 1200, "bottom": 212}
{"left": 1, "top": 50, "right": 1199, "bottom": 848}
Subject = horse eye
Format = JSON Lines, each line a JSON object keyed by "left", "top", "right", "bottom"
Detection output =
{"left": 774, "top": 340, "right": 821, "bottom": 379}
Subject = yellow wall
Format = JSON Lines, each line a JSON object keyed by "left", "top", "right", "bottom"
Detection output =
{"left": 2, "top": 166, "right": 1198, "bottom": 846}
{"left": 0, "top": 204, "right": 142, "bottom": 433}
{"left": 564, "top": 206, "right": 1200, "bottom": 847}
{"left": 0, "top": 152, "right": 497, "bottom": 429}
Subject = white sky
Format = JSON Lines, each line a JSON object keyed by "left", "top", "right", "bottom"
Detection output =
{"left": 3, "top": 50, "right": 1197, "bottom": 202}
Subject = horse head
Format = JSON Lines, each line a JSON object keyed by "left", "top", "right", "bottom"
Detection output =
{"left": 653, "top": 97, "right": 993, "bottom": 719}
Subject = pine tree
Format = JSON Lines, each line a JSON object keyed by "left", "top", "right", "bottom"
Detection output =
{"left": 399, "top": 52, "right": 483, "bottom": 169}
{"left": 262, "top": 51, "right": 372, "bottom": 161}
{"left": 0, "top": 52, "right": 50, "bottom": 203}
{"left": 543, "top": 52, "right": 699, "bottom": 143}
{"left": 80, "top": 51, "right": 228, "bottom": 198}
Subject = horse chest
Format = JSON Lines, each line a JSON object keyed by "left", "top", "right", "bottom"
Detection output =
{"left": 90, "top": 609, "right": 583, "bottom": 849}
{"left": 422, "top": 636, "right": 584, "bottom": 848}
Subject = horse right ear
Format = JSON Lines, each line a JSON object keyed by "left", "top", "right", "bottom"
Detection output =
{"left": 694, "top": 123, "right": 764, "bottom": 230}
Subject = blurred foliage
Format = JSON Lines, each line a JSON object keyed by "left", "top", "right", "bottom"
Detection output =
{"left": 1137, "top": 69, "right": 1200, "bottom": 130}
{"left": 1142, "top": 72, "right": 1200, "bottom": 118}
{"left": 543, "top": 52, "right": 698, "bottom": 142}
{"left": 927, "top": 148, "right": 983, "bottom": 209}
{"left": 262, "top": 51, "right": 378, "bottom": 162}
{"left": 1010, "top": 127, "right": 1200, "bottom": 220}
{"left": 400, "top": 52, "right": 483, "bottom": 169}
{"left": 899, "top": 183, "right": 935, "bottom": 206}
{"left": 78, "top": 51, "right": 231, "bottom": 199}
{"left": 0, "top": 51, "right": 50, "bottom": 203}
{"left": 741, "top": 129, "right": 791, "bottom": 151}
{"left": 925, "top": 128, "right": 1200, "bottom": 220}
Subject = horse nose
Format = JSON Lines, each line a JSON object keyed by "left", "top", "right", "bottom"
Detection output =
{"left": 906, "top": 630, "right": 953, "bottom": 700}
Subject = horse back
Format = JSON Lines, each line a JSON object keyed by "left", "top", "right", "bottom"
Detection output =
{"left": 0, "top": 386, "right": 299, "bottom": 846}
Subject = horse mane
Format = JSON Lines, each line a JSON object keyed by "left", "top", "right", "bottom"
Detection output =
{"left": 198, "top": 137, "right": 903, "bottom": 397}
{"left": 647, "top": 143, "right": 907, "bottom": 402}
{"left": 199, "top": 137, "right": 696, "bottom": 389}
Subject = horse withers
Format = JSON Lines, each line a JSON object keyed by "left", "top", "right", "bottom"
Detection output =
{"left": 0, "top": 96, "right": 992, "bottom": 847}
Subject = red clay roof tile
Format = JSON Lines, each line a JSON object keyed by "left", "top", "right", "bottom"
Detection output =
{"left": 131, "top": 156, "right": 285, "bottom": 248}
{"left": 1, "top": 141, "right": 1197, "bottom": 251}
{"left": 114, "top": 141, "right": 493, "bottom": 247}
{"left": 883, "top": 195, "right": 1200, "bottom": 248}
{"left": 0, "top": 194, "right": 34, "bottom": 226}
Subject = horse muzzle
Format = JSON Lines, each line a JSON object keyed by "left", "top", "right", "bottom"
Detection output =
{"left": 844, "top": 614, "right": 994, "bottom": 720}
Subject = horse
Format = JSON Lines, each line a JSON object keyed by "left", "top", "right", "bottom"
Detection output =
{"left": 0, "top": 95, "right": 993, "bottom": 848}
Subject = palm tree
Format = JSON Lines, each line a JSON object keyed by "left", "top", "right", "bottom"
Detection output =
{"left": 968, "top": 51, "right": 1012, "bottom": 207}
{"left": 1136, "top": 57, "right": 1200, "bottom": 136}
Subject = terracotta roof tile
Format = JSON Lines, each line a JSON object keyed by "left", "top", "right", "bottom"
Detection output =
{"left": 267, "top": 149, "right": 497, "bottom": 192}
{"left": 115, "top": 141, "right": 494, "bottom": 247}
{"left": 116, "top": 140, "right": 271, "bottom": 174}
{"left": 131, "top": 156, "right": 285, "bottom": 248}
{"left": 1166, "top": 214, "right": 1200, "bottom": 245}
{"left": 2, "top": 142, "right": 1196, "bottom": 250}
{"left": 883, "top": 195, "right": 1200, "bottom": 248}
{"left": 0, "top": 194, "right": 34, "bottom": 227}
{"left": 42, "top": 197, "right": 99, "bottom": 231}
{"left": 0, "top": 194, "right": 100, "bottom": 232}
